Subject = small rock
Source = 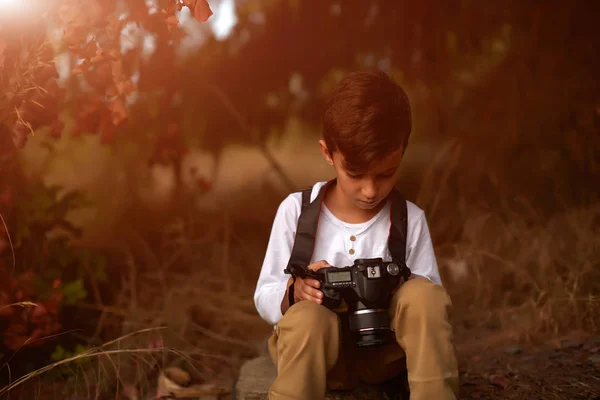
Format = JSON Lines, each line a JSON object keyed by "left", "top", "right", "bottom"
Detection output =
{"left": 504, "top": 345, "right": 522, "bottom": 355}
{"left": 164, "top": 366, "right": 191, "bottom": 387}
{"left": 588, "top": 344, "right": 600, "bottom": 354}
{"left": 589, "top": 355, "right": 600, "bottom": 366}
{"left": 560, "top": 339, "right": 584, "bottom": 349}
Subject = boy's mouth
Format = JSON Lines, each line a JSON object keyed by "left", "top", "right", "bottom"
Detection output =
{"left": 357, "top": 199, "right": 379, "bottom": 208}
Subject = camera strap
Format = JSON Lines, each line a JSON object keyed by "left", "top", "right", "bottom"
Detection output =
{"left": 284, "top": 179, "right": 408, "bottom": 306}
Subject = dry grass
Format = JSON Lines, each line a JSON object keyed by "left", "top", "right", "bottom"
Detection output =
{"left": 418, "top": 141, "right": 600, "bottom": 342}
{"left": 439, "top": 202, "right": 600, "bottom": 341}
{"left": 1, "top": 205, "right": 273, "bottom": 398}
{"left": 2, "top": 144, "right": 598, "bottom": 398}
{"left": 0, "top": 326, "right": 236, "bottom": 399}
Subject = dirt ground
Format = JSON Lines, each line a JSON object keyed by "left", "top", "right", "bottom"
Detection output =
{"left": 454, "top": 330, "right": 600, "bottom": 400}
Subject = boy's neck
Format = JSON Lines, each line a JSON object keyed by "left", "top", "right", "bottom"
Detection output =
{"left": 324, "top": 181, "right": 385, "bottom": 224}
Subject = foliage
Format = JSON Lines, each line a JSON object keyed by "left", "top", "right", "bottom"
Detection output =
{"left": 0, "top": 0, "right": 214, "bottom": 358}
{"left": 0, "top": 0, "right": 213, "bottom": 157}
{"left": 0, "top": 182, "right": 107, "bottom": 352}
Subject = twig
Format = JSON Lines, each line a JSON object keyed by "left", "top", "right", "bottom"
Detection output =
{"left": 126, "top": 249, "right": 138, "bottom": 321}
{"left": 208, "top": 83, "right": 296, "bottom": 192}
{"left": 0, "top": 348, "right": 169, "bottom": 395}
{"left": 222, "top": 210, "right": 231, "bottom": 294}
{"left": 13, "top": 106, "right": 34, "bottom": 136}
{"left": 0, "top": 212, "right": 15, "bottom": 273}
{"left": 190, "top": 322, "right": 258, "bottom": 351}
{"left": 82, "top": 256, "right": 107, "bottom": 343}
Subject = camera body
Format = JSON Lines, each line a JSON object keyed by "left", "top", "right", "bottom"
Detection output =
{"left": 292, "top": 258, "right": 411, "bottom": 347}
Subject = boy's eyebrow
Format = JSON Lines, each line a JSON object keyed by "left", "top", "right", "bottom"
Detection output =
{"left": 381, "top": 166, "right": 398, "bottom": 174}
{"left": 375, "top": 166, "right": 399, "bottom": 175}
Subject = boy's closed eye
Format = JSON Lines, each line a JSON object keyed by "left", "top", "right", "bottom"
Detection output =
{"left": 346, "top": 170, "right": 396, "bottom": 180}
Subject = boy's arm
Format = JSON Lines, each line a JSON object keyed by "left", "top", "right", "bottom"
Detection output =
{"left": 406, "top": 210, "right": 443, "bottom": 286}
{"left": 253, "top": 193, "right": 301, "bottom": 326}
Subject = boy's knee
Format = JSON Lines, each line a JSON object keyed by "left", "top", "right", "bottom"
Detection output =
{"left": 392, "top": 277, "right": 453, "bottom": 319}
{"left": 278, "top": 301, "right": 339, "bottom": 339}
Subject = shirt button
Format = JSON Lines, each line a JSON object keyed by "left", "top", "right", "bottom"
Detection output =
{"left": 349, "top": 249, "right": 355, "bottom": 255}
{"left": 350, "top": 235, "right": 356, "bottom": 241}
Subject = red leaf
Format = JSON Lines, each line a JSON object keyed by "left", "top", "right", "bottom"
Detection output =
{"left": 196, "top": 177, "right": 212, "bottom": 191}
{"left": 100, "top": 119, "right": 116, "bottom": 144}
{"left": 49, "top": 119, "right": 65, "bottom": 139}
{"left": 108, "top": 97, "right": 128, "bottom": 125}
{"left": 0, "top": 187, "right": 12, "bottom": 207}
{"left": 125, "top": 0, "right": 149, "bottom": 23}
{"left": 193, "top": 0, "right": 213, "bottom": 23}
{"left": 62, "top": 26, "right": 88, "bottom": 47}
{"left": 489, "top": 374, "right": 508, "bottom": 389}
{"left": 166, "top": 15, "right": 179, "bottom": 28}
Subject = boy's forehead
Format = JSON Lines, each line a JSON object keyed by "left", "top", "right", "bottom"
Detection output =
{"left": 339, "top": 147, "right": 404, "bottom": 174}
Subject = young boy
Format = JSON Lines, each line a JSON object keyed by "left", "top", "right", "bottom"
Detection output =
{"left": 253, "top": 70, "right": 459, "bottom": 400}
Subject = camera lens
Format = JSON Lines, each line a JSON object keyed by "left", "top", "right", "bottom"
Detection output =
{"left": 348, "top": 309, "right": 391, "bottom": 347}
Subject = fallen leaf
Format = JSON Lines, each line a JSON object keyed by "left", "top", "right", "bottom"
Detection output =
{"left": 489, "top": 374, "right": 508, "bottom": 389}
{"left": 588, "top": 345, "right": 600, "bottom": 354}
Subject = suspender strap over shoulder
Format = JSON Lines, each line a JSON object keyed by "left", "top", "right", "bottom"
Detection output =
{"left": 284, "top": 181, "right": 331, "bottom": 276}
{"left": 387, "top": 188, "right": 408, "bottom": 267}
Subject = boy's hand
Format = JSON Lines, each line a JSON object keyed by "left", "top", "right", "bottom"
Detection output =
{"left": 293, "top": 260, "right": 330, "bottom": 305}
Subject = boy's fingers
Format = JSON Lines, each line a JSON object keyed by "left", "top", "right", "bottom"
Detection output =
{"left": 309, "top": 260, "right": 330, "bottom": 271}
{"left": 299, "top": 282, "right": 323, "bottom": 302}
{"left": 305, "top": 278, "right": 320, "bottom": 289}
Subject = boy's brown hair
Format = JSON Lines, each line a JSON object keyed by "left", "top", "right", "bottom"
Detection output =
{"left": 322, "top": 69, "right": 412, "bottom": 172}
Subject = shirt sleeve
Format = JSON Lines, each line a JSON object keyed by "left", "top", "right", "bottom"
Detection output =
{"left": 406, "top": 211, "right": 443, "bottom": 286}
{"left": 253, "top": 193, "right": 301, "bottom": 325}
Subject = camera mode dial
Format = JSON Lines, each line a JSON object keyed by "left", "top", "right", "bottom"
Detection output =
{"left": 387, "top": 263, "right": 400, "bottom": 276}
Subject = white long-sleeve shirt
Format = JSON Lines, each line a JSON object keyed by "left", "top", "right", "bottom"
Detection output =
{"left": 253, "top": 181, "right": 443, "bottom": 326}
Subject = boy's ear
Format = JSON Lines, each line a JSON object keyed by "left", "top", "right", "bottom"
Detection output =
{"left": 319, "top": 140, "right": 334, "bottom": 166}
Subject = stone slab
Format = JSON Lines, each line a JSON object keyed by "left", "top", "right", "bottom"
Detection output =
{"left": 233, "top": 356, "right": 409, "bottom": 400}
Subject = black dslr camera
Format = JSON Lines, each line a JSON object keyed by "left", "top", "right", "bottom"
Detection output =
{"left": 288, "top": 258, "right": 411, "bottom": 347}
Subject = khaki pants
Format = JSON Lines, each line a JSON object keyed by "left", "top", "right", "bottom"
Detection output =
{"left": 267, "top": 277, "right": 459, "bottom": 400}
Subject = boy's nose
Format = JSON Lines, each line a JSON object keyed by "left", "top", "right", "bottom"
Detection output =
{"left": 361, "top": 180, "right": 377, "bottom": 200}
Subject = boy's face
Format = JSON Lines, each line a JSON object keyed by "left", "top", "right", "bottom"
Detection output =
{"left": 319, "top": 140, "right": 404, "bottom": 211}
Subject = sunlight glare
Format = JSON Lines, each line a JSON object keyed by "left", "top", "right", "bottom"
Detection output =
{"left": 0, "top": 0, "right": 27, "bottom": 16}
{"left": 0, "top": 0, "right": 16, "bottom": 8}
{"left": 211, "top": 0, "right": 237, "bottom": 40}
